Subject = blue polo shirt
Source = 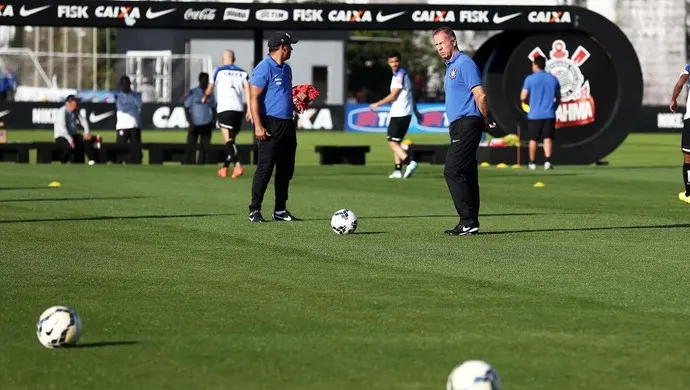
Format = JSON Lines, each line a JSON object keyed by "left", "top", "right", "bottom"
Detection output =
{"left": 250, "top": 55, "right": 293, "bottom": 120}
{"left": 444, "top": 51, "right": 483, "bottom": 123}
{"left": 184, "top": 86, "right": 216, "bottom": 126}
{"left": 522, "top": 70, "right": 560, "bottom": 120}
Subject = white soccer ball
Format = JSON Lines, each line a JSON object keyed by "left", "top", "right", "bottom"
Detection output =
{"left": 447, "top": 360, "right": 501, "bottom": 390}
{"left": 330, "top": 209, "right": 358, "bottom": 235}
{"left": 36, "top": 306, "right": 82, "bottom": 349}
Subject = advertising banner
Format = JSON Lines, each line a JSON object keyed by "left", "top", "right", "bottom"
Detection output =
{"left": 0, "top": 102, "right": 343, "bottom": 131}
{"left": 345, "top": 103, "right": 452, "bottom": 134}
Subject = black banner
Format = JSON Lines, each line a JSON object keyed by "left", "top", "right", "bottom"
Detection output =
{"left": 0, "top": 2, "right": 579, "bottom": 30}
{"left": 633, "top": 106, "right": 686, "bottom": 133}
{"left": 0, "top": 102, "right": 344, "bottom": 131}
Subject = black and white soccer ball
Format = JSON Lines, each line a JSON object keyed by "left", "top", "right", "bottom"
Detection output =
{"left": 330, "top": 209, "right": 358, "bottom": 235}
{"left": 36, "top": 306, "right": 82, "bottom": 349}
{"left": 447, "top": 360, "right": 501, "bottom": 390}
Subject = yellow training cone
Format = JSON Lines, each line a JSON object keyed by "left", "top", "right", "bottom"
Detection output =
{"left": 479, "top": 162, "right": 490, "bottom": 167}
{"left": 48, "top": 181, "right": 61, "bottom": 188}
{"left": 496, "top": 163, "right": 508, "bottom": 169}
{"left": 533, "top": 182, "right": 545, "bottom": 188}
{"left": 511, "top": 164, "right": 521, "bottom": 169}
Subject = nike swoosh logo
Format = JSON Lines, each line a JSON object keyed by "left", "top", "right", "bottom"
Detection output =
{"left": 146, "top": 8, "right": 176, "bottom": 19}
{"left": 45, "top": 327, "right": 54, "bottom": 336}
{"left": 376, "top": 11, "right": 405, "bottom": 23}
{"left": 90, "top": 111, "right": 115, "bottom": 123}
{"left": 19, "top": 5, "right": 51, "bottom": 17}
{"left": 451, "top": 139, "right": 460, "bottom": 143}
{"left": 493, "top": 12, "right": 521, "bottom": 24}
{"left": 0, "top": 110, "right": 11, "bottom": 118}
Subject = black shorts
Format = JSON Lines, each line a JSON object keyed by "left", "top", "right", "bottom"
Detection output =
{"left": 387, "top": 115, "right": 412, "bottom": 142}
{"left": 527, "top": 118, "right": 556, "bottom": 141}
{"left": 683, "top": 119, "right": 690, "bottom": 153}
{"left": 217, "top": 110, "right": 243, "bottom": 137}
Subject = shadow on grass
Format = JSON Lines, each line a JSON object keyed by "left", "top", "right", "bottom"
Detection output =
{"left": 0, "top": 213, "right": 233, "bottom": 224}
{"left": 0, "top": 186, "right": 57, "bottom": 191}
{"left": 303, "top": 212, "right": 554, "bottom": 222}
{"left": 481, "top": 223, "right": 690, "bottom": 235}
{"left": 0, "top": 196, "right": 150, "bottom": 203}
{"left": 66, "top": 341, "right": 140, "bottom": 349}
{"left": 353, "top": 231, "right": 386, "bottom": 235}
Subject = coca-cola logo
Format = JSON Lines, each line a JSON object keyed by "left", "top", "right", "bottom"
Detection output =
{"left": 184, "top": 8, "right": 216, "bottom": 21}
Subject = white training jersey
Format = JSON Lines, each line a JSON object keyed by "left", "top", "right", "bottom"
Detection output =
{"left": 683, "top": 64, "right": 690, "bottom": 119}
{"left": 115, "top": 91, "right": 142, "bottom": 130}
{"left": 213, "top": 64, "right": 248, "bottom": 113}
{"left": 389, "top": 68, "right": 413, "bottom": 118}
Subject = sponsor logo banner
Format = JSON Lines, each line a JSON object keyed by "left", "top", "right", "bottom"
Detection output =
{"left": 345, "top": 103, "right": 451, "bottom": 134}
{"left": 4, "top": 1, "right": 576, "bottom": 29}
{"left": 0, "top": 102, "right": 344, "bottom": 131}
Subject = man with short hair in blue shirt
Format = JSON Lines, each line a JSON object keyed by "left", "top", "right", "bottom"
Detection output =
{"left": 248, "top": 31, "right": 307, "bottom": 223}
{"left": 184, "top": 71, "right": 217, "bottom": 165}
{"left": 433, "top": 26, "right": 490, "bottom": 236}
{"left": 521, "top": 55, "right": 561, "bottom": 170}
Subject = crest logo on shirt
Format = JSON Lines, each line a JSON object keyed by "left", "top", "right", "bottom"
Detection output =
{"left": 449, "top": 68, "right": 457, "bottom": 80}
{"left": 528, "top": 39, "right": 595, "bottom": 128}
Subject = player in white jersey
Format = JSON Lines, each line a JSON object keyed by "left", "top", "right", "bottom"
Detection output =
{"left": 202, "top": 50, "right": 251, "bottom": 179}
{"left": 369, "top": 51, "right": 423, "bottom": 179}
{"left": 669, "top": 64, "right": 690, "bottom": 204}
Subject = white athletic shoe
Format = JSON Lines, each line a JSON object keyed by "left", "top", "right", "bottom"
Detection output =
{"left": 544, "top": 161, "right": 553, "bottom": 170}
{"left": 403, "top": 161, "right": 418, "bottom": 179}
{"left": 388, "top": 170, "right": 403, "bottom": 179}
{"left": 528, "top": 162, "right": 536, "bottom": 170}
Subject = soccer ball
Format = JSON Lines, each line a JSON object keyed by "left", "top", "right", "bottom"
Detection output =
{"left": 36, "top": 306, "right": 82, "bottom": 349}
{"left": 447, "top": 360, "right": 500, "bottom": 390}
{"left": 330, "top": 209, "right": 358, "bottom": 234}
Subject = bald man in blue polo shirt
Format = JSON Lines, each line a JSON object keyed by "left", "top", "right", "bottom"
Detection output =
{"left": 433, "top": 27, "right": 489, "bottom": 236}
{"left": 248, "top": 31, "right": 307, "bottom": 223}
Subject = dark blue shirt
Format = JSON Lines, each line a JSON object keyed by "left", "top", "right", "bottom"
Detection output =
{"left": 444, "top": 51, "right": 483, "bottom": 123}
{"left": 522, "top": 70, "right": 560, "bottom": 120}
{"left": 250, "top": 55, "right": 293, "bottom": 120}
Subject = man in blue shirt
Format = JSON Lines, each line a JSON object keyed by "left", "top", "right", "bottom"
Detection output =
{"left": 184, "top": 72, "right": 217, "bottom": 164}
{"left": 248, "top": 31, "right": 307, "bottom": 223}
{"left": 433, "top": 26, "right": 489, "bottom": 236}
{"left": 521, "top": 56, "right": 561, "bottom": 170}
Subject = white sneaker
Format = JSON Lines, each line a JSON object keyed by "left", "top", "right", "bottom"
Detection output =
{"left": 544, "top": 162, "right": 553, "bottom": 170}
{"left": 388, "top": 170, "right": 403, "bottom": 179}
{"left": 88, "top": 160, "right": 95, "bottom": 166}
{"left": 403, "top": 161, "right": 418, "bottom": 179}
{"left": 528, "top": 163, "right": 536, "bottom": 170}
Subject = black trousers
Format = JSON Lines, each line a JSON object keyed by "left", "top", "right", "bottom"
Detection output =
{"left": 444, "top": 116, "right": 484, "bottom": 226}
{"left": 185, "top": 122, "right": 213, "bottom": 165}
{"left": 55, "top": 134, "right": 95, "bottom": 164}
{"left": 249, "top": 116, "right": 297, "bottom": 212}
{"left": 116, "top": 127, "right": 142, "bottom": 163}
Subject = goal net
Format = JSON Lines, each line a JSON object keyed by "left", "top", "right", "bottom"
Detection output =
{"left": 0, "top": 48, "right": 212, "bottom": 103}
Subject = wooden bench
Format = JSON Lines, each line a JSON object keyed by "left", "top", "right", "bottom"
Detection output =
{"left": 408, "top": 144, "right": 448, "bottom": 165}
{"left": 98, "top": 143, "right": 143, "bottom": 164}
{"left": 0, "top": 143, "right": 31, "bottom": 163}
{"left": 314, "top": 146, "right": 370, "bottom": 165}
{"left": 146, "top": 143, "right": 257, "bottom": 165}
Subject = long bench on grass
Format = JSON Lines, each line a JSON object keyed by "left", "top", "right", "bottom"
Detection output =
{"left": 146, "top": 143, "right": 258, "bottom": 165}
{"left": 33, "top": 142, "right": 143, "bottom": 164}
{"left": 407, "top": 144, "right": 448, "bottom": 165}
{"left": 314, "top": 145, "right": 370, "bottom": 165}
{"left": 0, "top": 143, "right": 31, "bottom": 163}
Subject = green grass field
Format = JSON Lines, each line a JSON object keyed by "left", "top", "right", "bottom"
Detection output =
{"left": 1, "top": 131, "right": 689, "bottom": 390}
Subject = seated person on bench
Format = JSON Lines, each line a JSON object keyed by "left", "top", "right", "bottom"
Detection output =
{"left": 54, "top": 95, "right": 95, "bottom": 165}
